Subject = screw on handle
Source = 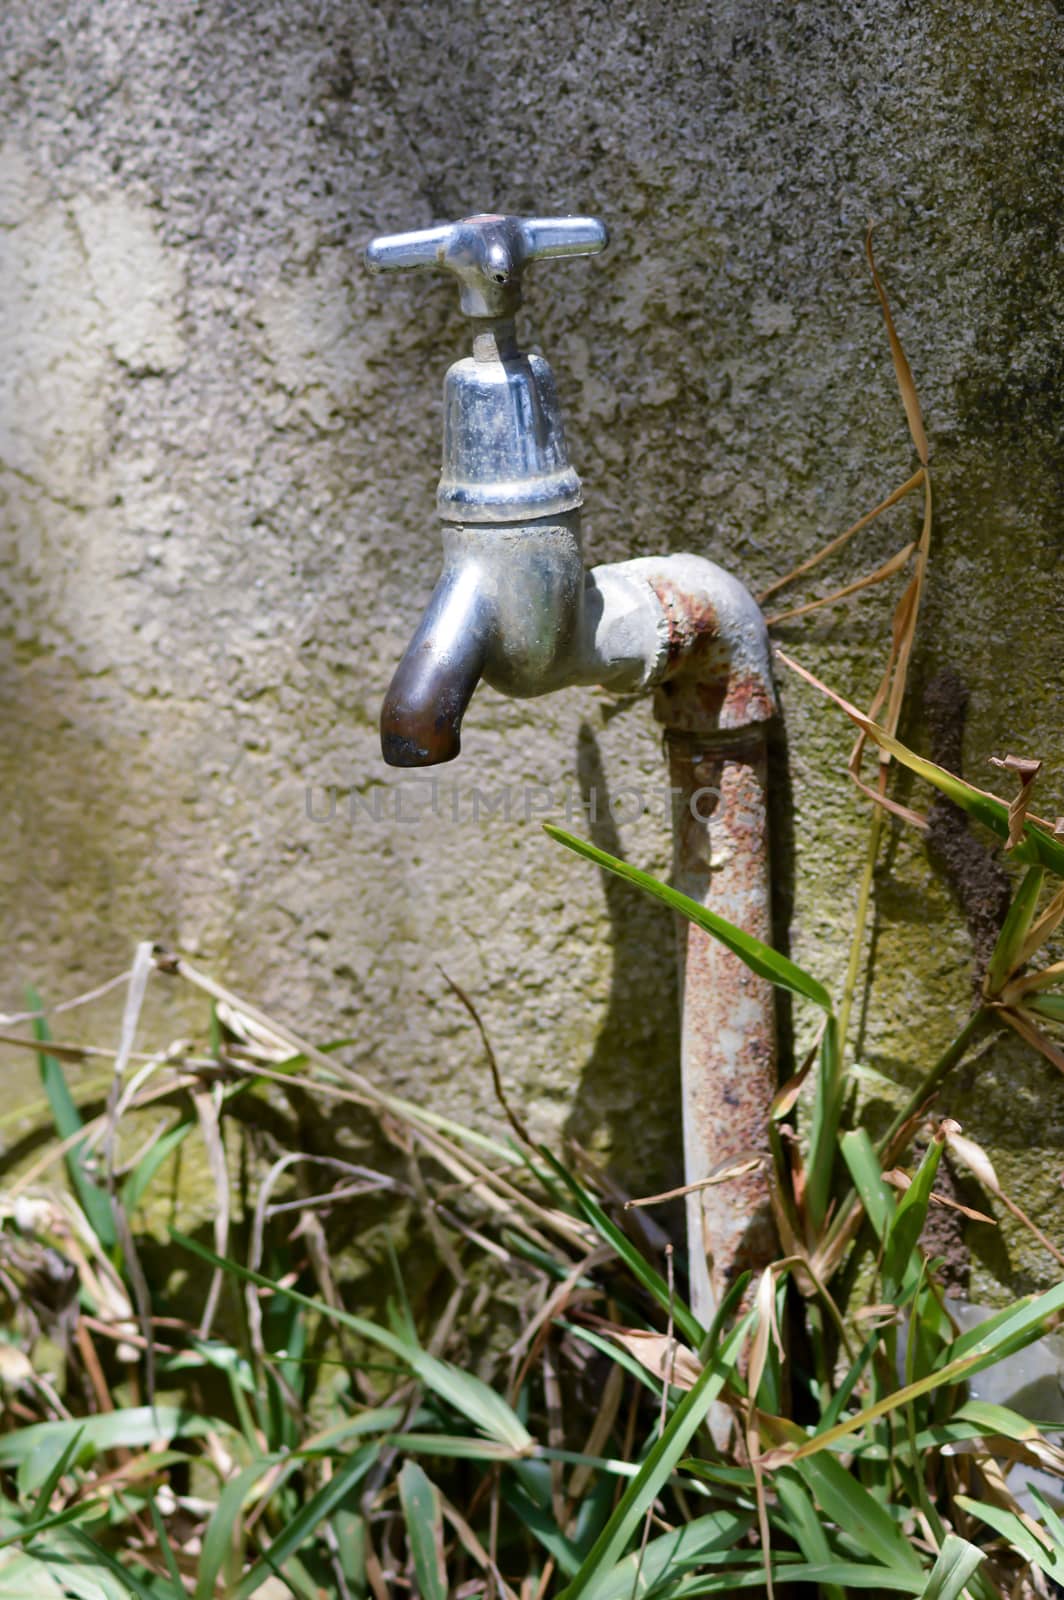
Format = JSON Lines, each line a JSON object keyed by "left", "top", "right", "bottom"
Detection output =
{"left": 365, "top": 212, "right": 608, "bottom": 319}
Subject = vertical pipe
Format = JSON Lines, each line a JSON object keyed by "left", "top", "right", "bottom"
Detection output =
{"left": 665, "top": 728, "right": 777, "bottom": 1328}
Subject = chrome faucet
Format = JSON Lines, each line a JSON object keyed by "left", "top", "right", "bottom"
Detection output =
{"left": 367, "top": 213, "right": 780, "bottom": 1333}
{"left": 368, "top": 212, "right": 667, "bottom": 765}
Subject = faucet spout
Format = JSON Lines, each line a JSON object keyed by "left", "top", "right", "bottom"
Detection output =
{"left": 380, "top": 563, "right": 491, "bottom": 767}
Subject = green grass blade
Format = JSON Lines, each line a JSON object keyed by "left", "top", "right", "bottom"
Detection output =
{"left": 538, "top": 1148, "right": 704, "bottom": 1349}
{"left": 171, "top": 1230, "right": 534, "bottom": 1452}
{"left": 919, "top": 1398, "right": 1050, "bottom": 1445}
{"left": 28, "top": 1426, "right": 85, "bottom": 1528}
{"left": 500, "top": 1481, "right": 583, "bottom": 1577}
{"left": 881, "top": 1134, "right": 943, "bottom": 1300}
{"left": 148, "top": 1496, "right": 185, "bottom": 1594}
{"left": 397, "top": 1347, "right": 534, "bottom": 1453}
{"left": 0, "top": 1499, "right": 107, "bottom": 1551}
{"left": 559, "top": 1322, "right": 665, "bottom": 1399}
{"left": 921, "top": 1533, "right": 985, "bottom": 1600}
{"left": 774, "top": 1470, "right": 846, "bottom": 1600}
{"left": 576, "top": 1509, "right": 755, "bottom": 1600}
{"left": 263, "top": 1037, "right": 361, "bottom": 1076}
{"left": 2, "top": 1408, "right": 224, "bottom": 1493}
{"left": 820, "top": 1326, "right": 882, "bottom": 1430}
{"left": 537, "top": 1447, "right": 641, "bottom": 1480}
{"left": 678, "top": 1458, "right": 757, "bottom": 1490}
{"left": 698, "top": 1270, "right": 752, "bottom": 1364}
{"left": 805, "top": 1015, "right": 843, "bottom": 1228}
{"left": 755, "top": 1564, "right": 920, "bottom": 1592}
{"left": 330, "top": 1508, "right": 365, "bottom": 1591}
{"left": 947, "top": 1277, "right": 1064, "bottom": 1376}
{"left": 230, "top": 1443, "right": 379, "bottom": 1600}
{"left": 26, "top": 986, "right": 116, "bottom": 1250}
{"left": 1026, "top": 1485, "right": 1064, "bottom": 1550}
{"left": 398, "top": 1461, "right": 447, "bottom": 1600}
{"left": 122, "top": 1118, "right": 195, "bottom": 1216}
{"left": 544, "top": 825, "right": 834, "bottom": 1010}
{"left": 268, "top": 1551, "right": 319, "bottom": 1600}
{"left": 32, "top": 1524, "right": 162, "bottom": 1600}
{"left": 791, "top": 1451, "right": 925, "bottom": 1582}
{"left": 0, "top": 1545, "right": 70, "bottom": 1600}
{"left": 780, "top": 1277, "right": 1064, "bottom": 1464}
{"left": 196, "top": 1460, "right": 282, "bottom": 1600}
{"left": 1027, "top": 991, "right": 1064, "bottom": 1021}
{"left": 299, "top": 1405, "right": 412, "bottom": 1453}
{"left": 557, "top": 1306, "right": 756, "bottom": 1599}
{"left": 840, "top": 1129, "right": 895, "bottom": 1241}
{"left": 955, "top": 1497, "right": 1064, "bottom": 1582}
{"left": 385, "top": 1432, "right": 525, "bottom": 1461}
{"left": 569, "top": 1473, "right": 625, "bottom": 1562}
{"left": 781, "top": 663, "right": 1064, "bottom": 875}
{"left": 570, "top": 1557, "right": 927, "bottom": 1595}
{"left": 986, "top": 866, "right": 1046, "bottom": 995}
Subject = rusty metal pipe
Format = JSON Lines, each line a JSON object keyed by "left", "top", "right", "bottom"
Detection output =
{"left": 664, "top": 732, "right": 776, "bottom": 1324}
{"left": 618, "top": 557, "right": 779, "bottom": 1327}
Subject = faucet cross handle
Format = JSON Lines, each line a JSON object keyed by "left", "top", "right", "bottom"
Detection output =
{"left": 365, "top": 213, "right": 608, "bottom": 320}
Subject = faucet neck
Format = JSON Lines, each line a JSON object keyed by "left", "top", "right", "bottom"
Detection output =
{"left": 471, "top": 319, "right": 520, "bottom": 362}
{"left": 437, "top": 331, "right": 582, "bottom": 525}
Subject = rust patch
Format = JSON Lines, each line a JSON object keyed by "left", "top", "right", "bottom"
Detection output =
{"left": 646, "top": 571, "right": 723, "bottom": 669}
{"left": 645, "top": 572, "right": 776, "bottom": 732}
{"left": 653, "top": 665, "right": 775, "bottom": 737}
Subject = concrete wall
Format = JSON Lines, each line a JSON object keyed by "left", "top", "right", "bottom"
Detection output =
{"left": 2, "top": 0, "right": 1062, "bottom": 1295}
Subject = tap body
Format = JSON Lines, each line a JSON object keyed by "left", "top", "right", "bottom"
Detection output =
{"left": 369, "top": 214, "right": 779, "bottom": 1328}
{"left": 380, "top": 508, "right": 702, "bottom": 766}
{"left": 380, "top": 309, "right": 775, "bottom": 767}
{"left": 380, "top": 512, "right": 585, "bottom": 767}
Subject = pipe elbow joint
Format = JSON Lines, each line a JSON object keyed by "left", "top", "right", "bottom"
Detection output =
{"left": 589, "top": 554, "right": 777, "bottom": 734}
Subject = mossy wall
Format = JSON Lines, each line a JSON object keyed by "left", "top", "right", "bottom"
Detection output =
{"left": 1, "top": 0, "right": 1062, "bottom": 1298}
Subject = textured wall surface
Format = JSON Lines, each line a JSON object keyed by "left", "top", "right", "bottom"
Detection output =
{"left": 2, "top": 0, "right": 1062, "bottom": 1296}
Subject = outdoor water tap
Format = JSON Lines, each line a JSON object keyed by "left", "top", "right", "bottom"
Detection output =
{"left": 368, "top": 212, "right": 652, "bottom": 766}
{"left": 366, "top": 211, "right": 780, "bottom": 1334}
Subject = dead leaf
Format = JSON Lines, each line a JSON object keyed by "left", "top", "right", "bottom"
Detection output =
{"left": 929, "top": 1194, "right": 996, "bottom": 1225}
{"left": 766, "top": 541, "right": 916, "bottom": 626}
{"left": 882, "top": 1168, "right": 912, "bottom": 1191}
{"left": 942, "top": 1127, "right": 1002, "bottom": 1196}
{"left": 1001, "top": 1005, "right": 1064, "bottom": 1077}
{"left": 866, "top": 225, "right": 929, "bottom": 465}
{"left": 626, "top": 1156, "right": 764, "bottom": 1209}
{"left": 881, "top": 1164, "right": 994, "bottom": 1223}
{"left": 778, "top": 651, "right": 1058, "bottom": 837}
{"left": 1002, "top": 957, "right": 1064, "bottom": 1006}
{"left": 988, "top": 754, "right": 1043, "bottom": 850}
{"left": 193, "top": 1086, "right": 230, "bottom": 1340}
{"left": 854, "top": 1302, "right": 902, "bottom": 1326}
{"left": 770, "top": 1023, "right": 823, "bottom": 1119}
{"left": 607, "top": 1328, "right": 702, "bottom": 1391}
{"left": 747, "top": 1267, "right": 785, "bottom": 1403}
{"left": 757, "top": 469, "right": 924, "bottom": 604}
{"left": 1014, "top": 884, "right": 1064, "bottom": 971}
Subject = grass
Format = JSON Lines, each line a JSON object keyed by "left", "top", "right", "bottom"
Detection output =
{"left": 1, "top": 846, "right": 1063, "bottom": 1598}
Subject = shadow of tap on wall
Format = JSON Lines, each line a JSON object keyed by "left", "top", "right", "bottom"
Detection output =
{"left": 561, "top": 719, "right": 684, "bottom": 1211}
